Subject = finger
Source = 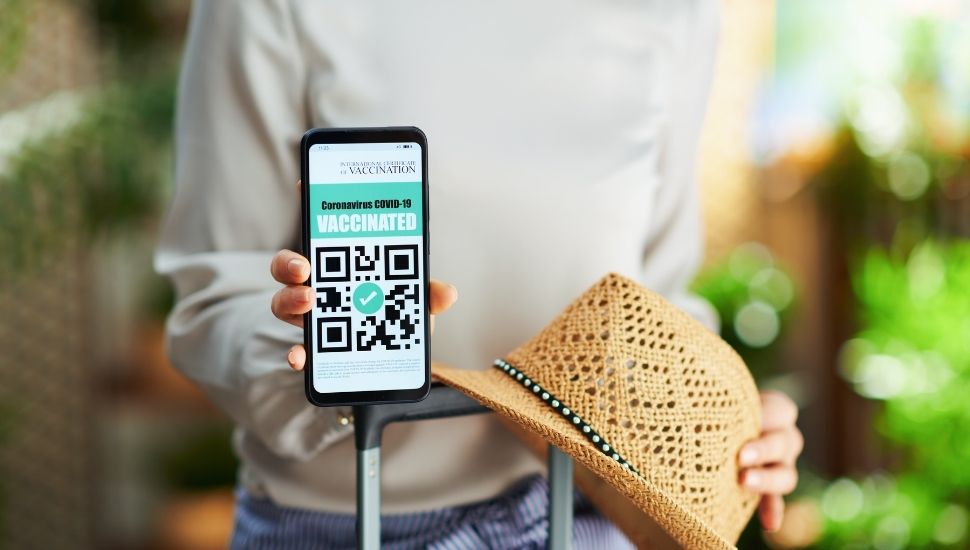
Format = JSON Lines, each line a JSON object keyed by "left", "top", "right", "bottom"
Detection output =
{"left": 271, "top": 286, "right": 315, "bottom": 327}
{"left": 741, "top": 465, "right": 798, "bottom": 495}
{"left": 759, "top": 494, "right": 785, "bottom": 532}
{"left": 271, "top": 249, "right": 311, "bottom": 285}
{"left": 760, "top": 390, "right": 798, "bottom": 432}
{"left": 739, "top": 426, "right": 804, "bottom": 467}
{"left": 429, "top": 279, "right": 458, "bottom": 314}
{"left": 286, "top": 344, "right": 306, "bottom": 371}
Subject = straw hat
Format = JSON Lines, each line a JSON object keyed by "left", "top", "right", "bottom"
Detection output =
{"left": 433, "top": 273, "right": 761, "bottom": 549}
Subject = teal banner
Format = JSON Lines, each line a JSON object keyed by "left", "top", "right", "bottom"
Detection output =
{"left": 309, "top": 182, "right": 423, "bottom": 239}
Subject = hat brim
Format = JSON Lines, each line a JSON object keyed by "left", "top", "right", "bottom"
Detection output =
{"left": 433, "top": 362, "right": 739, "bottom": 550}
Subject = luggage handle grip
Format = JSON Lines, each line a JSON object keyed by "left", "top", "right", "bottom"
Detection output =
{"left": 353, "top": 382, "right": 490, "bottom": 450}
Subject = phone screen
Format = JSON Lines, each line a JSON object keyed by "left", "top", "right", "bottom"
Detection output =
{"left": 302, "top": 129, "right": 430, "bottom": 405}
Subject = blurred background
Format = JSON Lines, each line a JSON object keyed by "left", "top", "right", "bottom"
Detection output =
{"left": 0, "top": 0, "right": 967, "bottom": 548}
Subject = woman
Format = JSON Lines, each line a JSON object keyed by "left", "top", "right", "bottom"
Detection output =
{"left": 157, "top": 1, "right": 803, "bottom": 547}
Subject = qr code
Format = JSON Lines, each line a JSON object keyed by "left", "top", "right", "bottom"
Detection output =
{"left": 313, "top": 243, "right": 422, "bottom": 353}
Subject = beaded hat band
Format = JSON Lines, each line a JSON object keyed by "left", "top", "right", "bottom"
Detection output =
{"left": 433, "top": 273, "right": 762, "bottom": 549}
{"left": 493, "top": 358, "right": 642, "bottom": 477}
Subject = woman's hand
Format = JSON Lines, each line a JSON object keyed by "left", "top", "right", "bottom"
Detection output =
{"left": 269, "top": 248, "right": 458, "bottom": 371}
{"left": 738, "top": 390, "right": 803, "bottom": 532}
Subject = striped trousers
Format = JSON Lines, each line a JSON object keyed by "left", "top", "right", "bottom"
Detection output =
{"left": 230, "top": 474, "right": 634, "bottom": 549}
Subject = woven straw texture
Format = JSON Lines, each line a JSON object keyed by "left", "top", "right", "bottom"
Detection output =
{"left": 433, "top": 273, "right": 761, "bottom": 549}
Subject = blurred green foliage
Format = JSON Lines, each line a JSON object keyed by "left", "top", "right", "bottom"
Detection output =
{"left": 819, "top": 473, "right": 967, "bottom": 548}
{"left": 693, "top": 243, "right": 796, "bottom": 381}
{"left": 713, "top": 4, "right": 970, "bottom": 547}
{"left": 776, "top": 6, "right": 970, "bottom": 549}
{"left": 0, "top": 0, "right": 181, "bottom": 536}
{"left": 819, "top": 242, "right": 970, "bottom": 548}
{"left": 810, "top": 17, "right": 970, "bottom": 255}
{"left": 0, "top": 66, "right": 176, "bottom": 278}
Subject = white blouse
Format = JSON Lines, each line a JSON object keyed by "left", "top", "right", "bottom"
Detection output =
{"left": 157, "top": 0, "right": 719, "bottom": 513}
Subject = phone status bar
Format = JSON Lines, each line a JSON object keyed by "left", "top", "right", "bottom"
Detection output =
{"left": 311, "top": 142, "right": 419, "bottom": 152}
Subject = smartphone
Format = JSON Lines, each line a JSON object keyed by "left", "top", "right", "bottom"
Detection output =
{"left": 301, "top": 127, "right": 431, "bottom": 407}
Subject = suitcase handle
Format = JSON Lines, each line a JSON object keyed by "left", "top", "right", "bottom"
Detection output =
{"left": 353, "top": 382, "right": 489, "bottom": 451}
{"left": 353, "top": 382, "right": 573, "bottom": 550}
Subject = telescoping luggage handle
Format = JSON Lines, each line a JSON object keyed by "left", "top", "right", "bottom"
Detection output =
{"left": 353, "top": 382, "right": 575, "bottom": 550}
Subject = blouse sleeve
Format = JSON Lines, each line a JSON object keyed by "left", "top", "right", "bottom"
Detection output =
{"left": 155, "top": 0, "right": 353, "bottom": 461}
{"left": 640, "top": 1, "right": 721, "bottom": 332}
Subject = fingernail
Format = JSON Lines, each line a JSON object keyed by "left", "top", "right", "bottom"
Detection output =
{"left": 288, "top": 259, "right": 304, "bottom": 277}
{"left": 449, "top": 284, "right": 459, "bottom": 299}
{"left": 740, "top": 446, "right": 759, "bottom": 466}
{"left": 287, "top": 350, "right": 296, "bottom": 366}
{"left": 744, "top": 471, "right": 761, "bottom": 488}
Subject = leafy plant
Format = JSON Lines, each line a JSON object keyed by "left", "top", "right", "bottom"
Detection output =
{"left": 816, "top": 241, "right": 970, "bottom": 548}
{"left": 693, "top": 243, "right": 796, "bottom": 381}
{"left": 0, "top": 66, "right": 176, "bottom": 278}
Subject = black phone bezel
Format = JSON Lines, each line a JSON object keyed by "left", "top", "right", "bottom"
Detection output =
{"left": 300, "top": 126, "right": 431, "bottom": 407}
